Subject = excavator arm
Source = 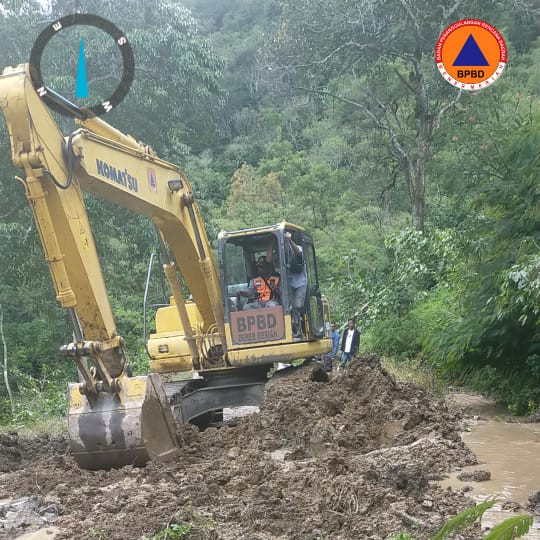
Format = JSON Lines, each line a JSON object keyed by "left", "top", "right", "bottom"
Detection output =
{"left": 0, "top": 64, "right": 226, "bottom": 467}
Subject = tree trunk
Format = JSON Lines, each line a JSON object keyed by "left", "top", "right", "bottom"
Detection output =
{"left": 403, "top": 156, "right": 425, "bottom": 232}
{"left": 411, "top": 181, "right": 425, "bottom": 232}
{"left": 411, "top": 157, "right": 426, "bottom": 232}
{"left": 0, "top": 303, "right": 14, "bottom": 411}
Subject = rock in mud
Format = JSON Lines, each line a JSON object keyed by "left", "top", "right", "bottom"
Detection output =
{"left": 309, "top": 364, "right": 329, "bottom": 382}
{"left": 528, "top": 489, "right": 540, "bottom": 514}
{"left": 0, "top": 496, "right": 63, "bottom": 533}
{"left": 502, "top": 500, "right": 522, "bottom": 511}
{"left": 457, "top": 469, "right": 491, "bottom": 482}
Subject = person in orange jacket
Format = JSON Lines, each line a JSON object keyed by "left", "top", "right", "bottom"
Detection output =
{"left": 236, "top": 255, "right": 280, "bottom": 310}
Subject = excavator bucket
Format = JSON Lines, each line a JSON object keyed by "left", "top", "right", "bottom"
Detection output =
{"left": 67, "top": 374, "right": 180, "bottom": 470}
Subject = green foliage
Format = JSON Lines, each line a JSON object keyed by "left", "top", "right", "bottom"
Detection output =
{"left": 363, "top": 109, "right": 540, "bottom": 411}
{"left": 432, "top": 500, "right": 497, "bottom": 540}
{"left": 388, "top": 500, "right": 532, "bottom": 540}
{"left": 0, "top": 366, "right": 69, "bottom": 427}
{"left": 498, "top": 255, "right": 540, "bottom": 326}
{"left": 362, "top": 312, "right": 421, "bottom": 360}
{"left": 89, "top": 528, "right": 109, "bottom": 540}
{"left": 483, "top": 515, "right": 534, "bottom": 540}
{"left": 145, "top": 523, "right": 192, "bottom": 540}
{"left": 142, "top": 505, "right": 215, "bottom": 540}
{"left": 215, "top": 163, "right": 286, "bottom": 229}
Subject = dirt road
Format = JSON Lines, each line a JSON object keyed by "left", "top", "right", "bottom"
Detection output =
{"left": 0, "top": 356, "right": 479, "bottom": 539}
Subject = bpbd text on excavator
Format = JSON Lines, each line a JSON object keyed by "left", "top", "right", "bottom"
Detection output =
{"left": 0, "top": 64, "right": 332, "bottom": 470}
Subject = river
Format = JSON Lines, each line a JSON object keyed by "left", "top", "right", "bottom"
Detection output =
{"left": 442, "top": 393, "right": 540, "bottom": 538}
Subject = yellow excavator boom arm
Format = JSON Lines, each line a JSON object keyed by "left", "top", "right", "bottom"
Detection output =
{"left": 0, "top": 65, "right": 224, "bottom": 377}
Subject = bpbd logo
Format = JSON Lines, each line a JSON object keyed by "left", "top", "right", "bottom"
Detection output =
{"left": 435, "top": 19, "right": 507, "bottom": 90}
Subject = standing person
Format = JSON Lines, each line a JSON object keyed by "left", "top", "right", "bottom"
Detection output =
{"left": 322, "top": 322, "right": 339, "bottom": 373}
{"left": 331, "top": 322, "right": 340, "bottom": 359}
{"left": 284, "top": 231, "right": 307, "bottom": 337}
{"left": 339, "top": 318, "right": 360, "bottom": 368}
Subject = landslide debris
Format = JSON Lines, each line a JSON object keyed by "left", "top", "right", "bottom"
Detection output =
{"left": 0, "top": 355, "right": 478, "bottom": 540}
{"left": 0, "top": 433, "right": 67, "bottom": 474}
{"left": 0, "top": 434, "right": 21, "bottom": 473}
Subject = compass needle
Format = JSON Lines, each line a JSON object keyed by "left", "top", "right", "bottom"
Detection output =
{"left": 75, "top": 37, "right": 89, "bottom": 99}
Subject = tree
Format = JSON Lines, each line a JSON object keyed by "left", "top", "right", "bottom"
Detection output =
{"left": 265, "top": 0, "right": 539, "bottom": 231}
{"left": 46, "top": 0, "right": 225, "bottom": 157}
{"left": 0, "top": 302, "right": 13, "bottom": 411}
{"left": 215, "top": 163, "right": 286, "bottom": 230}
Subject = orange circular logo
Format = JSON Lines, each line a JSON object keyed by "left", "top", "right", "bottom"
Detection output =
{"left": 435, "top": 19, "right": 507, "bottom": 90}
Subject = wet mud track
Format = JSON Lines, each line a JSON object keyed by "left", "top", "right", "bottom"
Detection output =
{"left": 0, "top": 356, "right": 480, "bottom": 539}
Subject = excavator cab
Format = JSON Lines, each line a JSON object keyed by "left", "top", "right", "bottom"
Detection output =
{"left": 219, "top": 223, "right": 327, "bottom": 346}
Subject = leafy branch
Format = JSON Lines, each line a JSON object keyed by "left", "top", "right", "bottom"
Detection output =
{"left": 389, "top": 499, "right": 533, "bottom": 540}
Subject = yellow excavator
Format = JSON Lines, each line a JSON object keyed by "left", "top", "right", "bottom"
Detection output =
{"left": 0, "top": 64, "right": 332, "bottom": 470}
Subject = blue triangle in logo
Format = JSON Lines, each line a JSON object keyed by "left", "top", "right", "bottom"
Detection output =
{"left": 453, "top": 34, "right": 489, "bottom": 66}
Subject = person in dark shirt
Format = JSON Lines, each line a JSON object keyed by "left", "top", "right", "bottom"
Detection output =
{"left": 339, "top": 318, "right": 360, "bottom": 368}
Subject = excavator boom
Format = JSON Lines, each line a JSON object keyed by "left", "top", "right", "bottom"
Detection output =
{"left": 0, "top": 65, "right": 219, "bottom": 466}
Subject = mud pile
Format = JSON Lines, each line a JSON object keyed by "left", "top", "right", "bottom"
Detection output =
{"left": 0, "top": 434, "right": 21, "bottom": 473}
{"left": 0, "top": 432, "right": 68, "bottom": 473}
{"left": 0, "top": 356, "right": 478, "bottom": 540}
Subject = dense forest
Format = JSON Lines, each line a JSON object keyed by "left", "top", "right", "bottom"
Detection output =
{"left": 0, "top": 0, "right": 538, "bottom": 423}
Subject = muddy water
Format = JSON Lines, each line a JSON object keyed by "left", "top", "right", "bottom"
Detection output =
{"left": 457, "top": 422, "right": 540, "bottom": 505}
{"left": 443, "top": 394, "right": 540, "bottom": 538}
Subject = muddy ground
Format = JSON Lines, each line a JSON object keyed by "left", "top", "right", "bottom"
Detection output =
{"left": 0, "top": 355, "right": 480, "bottom": 540}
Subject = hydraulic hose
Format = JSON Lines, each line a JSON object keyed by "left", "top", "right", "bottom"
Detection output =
{"left": 42, "top": 131, "right": 76, "bottom": 190}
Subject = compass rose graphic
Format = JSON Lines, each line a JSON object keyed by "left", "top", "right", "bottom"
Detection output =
{"left": 29, "top": 14, "right": 135, "bottom": 118}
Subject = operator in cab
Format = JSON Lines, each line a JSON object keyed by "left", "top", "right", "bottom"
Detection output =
{"left": 236, "top": 256, "right": 281, "bottom": 310}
